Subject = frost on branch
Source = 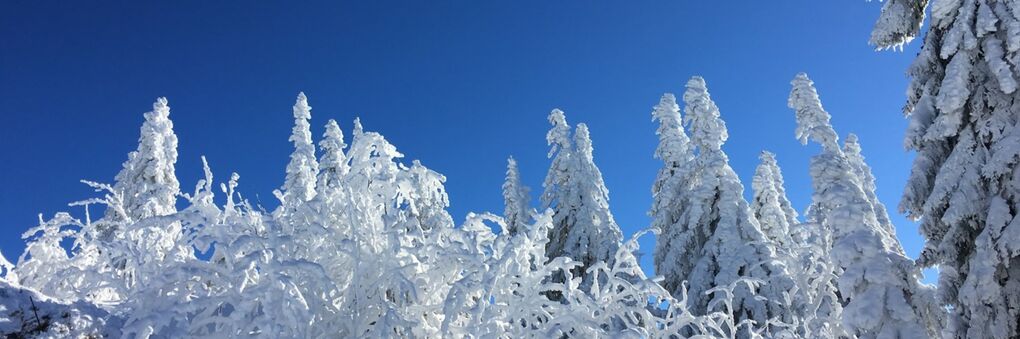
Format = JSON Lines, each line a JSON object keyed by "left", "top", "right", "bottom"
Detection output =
{"left": 870, "top": 0, "right": 929, "bottom": 50}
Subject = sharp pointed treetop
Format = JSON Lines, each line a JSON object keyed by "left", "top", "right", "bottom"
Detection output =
{"left": 353, "top": 117, "right": 363, "bottom": 136}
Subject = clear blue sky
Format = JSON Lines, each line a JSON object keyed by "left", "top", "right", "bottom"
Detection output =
{"left": 0, "top": 1, "right": 927, "bottom": 279}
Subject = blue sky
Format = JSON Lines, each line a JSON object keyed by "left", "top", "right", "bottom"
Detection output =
{"left": 0, "top": 2, "right": 926, "bottom": 279}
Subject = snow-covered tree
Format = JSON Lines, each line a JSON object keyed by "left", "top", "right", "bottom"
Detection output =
{"left": 649, "top": 92, "right": 695, "bottom": 242}
{"left": 541, "top": 112, "right": 622, "bottom": 274}
{"left": 842, "top": 133, "right": 904, "bottom": 255}
{"left": 502, "top": 157, "right": 531, "bottom": 236}
{"left": 750, "top": 151, "right": 799, "bottom": 251}
{"left": 275, "top": 92, "right": 319, "bottom": 209}
{"left": 100, "top": 97, "right": 180, "bottom": 237}
{"left": 648, "top": 92, "right": 699, "bottom": 299}
{"left": 749, "top": 153, "right": 844, "bottom": 337}
{"left": 790, "top": 72, "right": 941, "bottom": 338}
{"left": 872, "top": 1, "right": 1020, "bottom": 337}
{"left": 654, "top": 76, "right": 798, "bottom": 334}
{"left": 317, "top": 119, "right": 349, "bottom": 195}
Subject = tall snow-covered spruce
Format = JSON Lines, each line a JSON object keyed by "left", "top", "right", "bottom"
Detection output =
{"left": 843, "top": 133, "right": 903, "bottom": 254}
{"left": 750, "top": 151, "right": 799, "bottom": 251}
{"left": 873, "top": 1, "right": 1020, "bottom": 337}
{"left": 649, "top": 93, "right": 696, "bottom": 295}
{"left": 502, "top": 157, "right": 531, "bottom": 236}
{"left": 275, "top": 92, "right": 319, "bottom": 209}
{"left": 317, "top": 119, "right": 349, "bottom": 195}
{"left": 653, "top": 77, "right": 798, "bottom": 333}
{"left": 541, "top": 109, "right": 622, "bottom": 274}
{"left": 789, "top": 72, "right": 940, "bottom": 338}
{"left": 103, "top": 97, "right": 180, "bottom": 226}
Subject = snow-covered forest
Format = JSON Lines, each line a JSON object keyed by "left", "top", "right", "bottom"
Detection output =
{"left": 2, "top": 1, "right": 1019, "bottom": 338}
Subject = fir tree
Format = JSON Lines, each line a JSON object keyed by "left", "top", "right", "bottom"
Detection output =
{"left": 842, "top": 134, "right": 904, "bottom": 255}
{"left": 649, "top": 92, "right": 697, "bottom": 299}
{"left": 275, "top": 92, "right": 319, "bottom": 209}
{"left": 317, "top": 119, "right": 349, "bottom": 195}
{"left": 750, "top": 151, "right": 798, "bottom": 250}
{"left": 502, "top": 157, "right": 531, "bottom": 236}
{"left": 873, "top": 1, "right": 1020, "bottom": 337}
{"left": 656, "top": 76, "right": 798, "bottom": 332}
{"left": 790, "top": 72, "right": 941, "bottom": 338}
{"left": 542, "top": 110, "right": 622, "bottom": 273}
{"left": 102, "top": 97, "right": 180, "bottom": 237}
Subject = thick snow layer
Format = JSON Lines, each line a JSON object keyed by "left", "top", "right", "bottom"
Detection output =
{"left": 0, "top": 281, "right": 118, "bottom": 338}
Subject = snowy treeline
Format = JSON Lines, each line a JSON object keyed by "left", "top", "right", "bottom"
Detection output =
{"left": 0, "top": 71, "right": 949, "bottom": 338}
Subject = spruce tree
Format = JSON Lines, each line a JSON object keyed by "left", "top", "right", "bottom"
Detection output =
{"left": 842, "top": 134, "right": 904, "bottom": 255}
{"left": 790, "top": 72, "right": 940, "bottom": 338}
{"left": 502, "top": 157, "right": 531, "bottom": 236}
{"left": 649, "top": 93, "right": 697, "bottom": 298}
{"left": 275, "top": 92, "right": 319, "bottom": 209}
{"left": 750, "top": 151, "right": 798, "bottom": 250}
{"left": 873, "top": 1, "right": 1020, "bottom": 337}
{"left": 102, "top": 97, "right": 180, "bottom": 237}
{"left": 541, "top": 110, "right": 622, "bottom": 273}
{"left": 655, "top": 76, "right": 797, "bottom": 331}
{"left": 317, "top": 119, "right": 349, "bottom": 195}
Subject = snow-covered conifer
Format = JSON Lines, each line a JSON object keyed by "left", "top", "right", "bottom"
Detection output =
{"left": 790, "top": 72, "right": 940, "bottom": 338}
{"left": 541, "top": 108, "right": 573, "bottom": 212}
{"left": 649, "top": 92, "right": 695, "bottom": 234}
{"left": 502, "top": 157, "right": 531, "bottom": 236}
{"left": 751, "top": 151, "right": 798, "bottom": 250}
{"left": 317, "top": 119, "right": 348, "bottom": 195}
{"left": 103, "top": 97, "right": 180, "bottom": 227}
{"left": 872, "top": 1, "right": 1020, "bottom": 337}
{"left": 541, "top": 110, "right": 622, "bottom": 273}
{"left": 842, "top": 134, "right": 903, "bottom": 254}
{"left": 655, "top": 76, "right": 798, "bottom": 332}
{"left": 275, "top": 92, "right": 319, "bottom": 208}
{"left": 649, "top": 92, "right": 698, "bottom": 292}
